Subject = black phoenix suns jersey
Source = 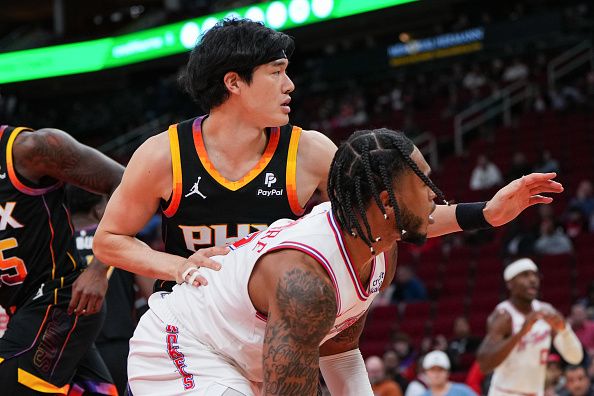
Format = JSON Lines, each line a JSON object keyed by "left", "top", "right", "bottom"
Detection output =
{"left": 161, "top": 115, "right": 306, "bottom": 258}
{"left": 0, "top": 126, "right": 84, "bottom": 313}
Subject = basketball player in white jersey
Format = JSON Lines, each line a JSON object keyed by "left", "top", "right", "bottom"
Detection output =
{"left": 127, "top": 129, "right": 564, "bottom": 396}
{"left": 477, "top": 258, "right": 583, "bottom": 396}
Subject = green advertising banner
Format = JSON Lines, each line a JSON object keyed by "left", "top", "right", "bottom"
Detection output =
{"left": 0, "top": 0, "right": 417, "bottom": 84}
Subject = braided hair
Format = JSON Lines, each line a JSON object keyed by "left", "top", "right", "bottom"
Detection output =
{"left": 328, "top": 128, "right": 447, "bottom": 249}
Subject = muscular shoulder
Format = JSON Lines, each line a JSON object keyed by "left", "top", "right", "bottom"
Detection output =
{"left": 296, "top": 130, "right": 337, "bottom": 200}
{"left": 123, "top": 131, "right": 172, "bottom": 200}
{"left": 486, "top": 307, "right": 513, "bottom": 336}
{"left": 13, "top": 128, "right": 76, "bottom": 171}
{"left": 297, "top": 129, "right": 337, "bottom": 164}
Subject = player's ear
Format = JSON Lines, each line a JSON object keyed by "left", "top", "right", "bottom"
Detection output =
{"left": 223, "top": 72, "right": 241, "bottom": 95}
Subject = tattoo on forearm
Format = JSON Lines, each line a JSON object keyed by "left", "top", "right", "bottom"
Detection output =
{"left": 263, "top": 268, "right": 336, "bottom": 396}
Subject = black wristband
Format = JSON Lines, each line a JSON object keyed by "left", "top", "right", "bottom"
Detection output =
{"left": 455, "top": 202, "right": 493, "bottom": 230}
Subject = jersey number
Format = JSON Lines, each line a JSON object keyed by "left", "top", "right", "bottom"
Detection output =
{"left": 0, "top": 238, "right": 28, "bottom": 285}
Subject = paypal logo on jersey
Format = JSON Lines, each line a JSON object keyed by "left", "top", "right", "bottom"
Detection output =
{"left": 258, "top": 172, "right": 284, "bottom": 197}
{"left": 264, "top": 172, "right": 277, "bottom": 187}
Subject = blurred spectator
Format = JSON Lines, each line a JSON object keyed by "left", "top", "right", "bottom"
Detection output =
{"left": 420, "top": 351, "right": 477, "bottom": 396}
{"left": 447, "top": 317, "right": 481, "bottom": 371}
{"left": 463, "top": 65, "right": 487, "bottom": 90}
{"left": 506, "top": 152, "right": 533, "bottom": 183}
{"left": 391, "top": 266, "right": 428, "bottom": 303}
{"left": 577, "top": 282, "right": 594, "bottom": 320}
{"left": 534, "top": 150, "right": 560, "bottom": 175}
{"left": 405, "top": 356, "right": 428, "bottom": 396}
{"left": 384, "top": 350, "right": 410, "bottom": 392}
{"left": 465, "top": 361, "right": 489, "bottom": 396}
{"left": 503, "top": 218, "right": 537, "bottom": 257}
{"left": 469, "top": 155, "right": 504, "bottom": 191}
{"left": 568, "top": 303, "right": 594, "bottom": 356}
{"left": 534, "top": 218, "right": 573, "bottom": 255}
{"left": 559, "top": 365, "right": 594, "bottom": 396}
{"left": 502, "top": 58, "right": 529, "bottom": 82}
{"left": 366, "top": 355, "right": 404, "bottom": 396}
{"left": 564, "top": 207, "right": 588, "bottom": 239}
{"left": 568, "top": 180, "right": 594, "bottom": 219}
{"left": 545, "top": 353, "right": 567, "bottom": 396}
{"left": 390, "top": 332, "right": 418, "bottom": 374}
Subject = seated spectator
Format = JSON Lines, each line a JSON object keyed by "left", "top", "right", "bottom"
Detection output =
{"left": 420, "top": 351, "right": 477, "bottom": 396}
{"left": 559, "top": 365, "right": 594, "bottom": 396}
{"left": 534, "top": 218, "right": 573, "bottom": 255}
{"left": 469, "top": 155, "right": 503, "bottom": 191}
{"left": 366, "top": 355, "right": 404, "bottom": 396}
{"left": 534, "top": 150, "right": 560, "bottom": 174}
{"left": 506, "top": 152, "right": 533, "bottom": 183}
{"left": 384, "top": 350, "right": 410, "bottom": 392}
{"left": 564, "top": 207, "right": 588, "bottom": 239}
{"left": 577, "top": 282, "right": 594, "bottom": 320}
{"left": 405, "top": 355, "right": 429, "bottom": 396}
{"left": 463, "top": 65, "right": 487, "bottom": 90}
{"left": 502, "top": 58, "right": 529, "bottom": 82}
{"left": 447, "top": 317, "right": 481, "bottom": 371}
{"left": 391, "top": 265, "right": 428, "bottom": 303}
{"left": 545, "top": 354, "right": 567, "bottom": 396}
{"left": 390, "top": 332, "right": 418, "bottom": 375}
{"left": 568, "top": 303, "right": 594, "bottom": 356}
{"left": 568, "top": 180, "right": 594, "bottom": 219}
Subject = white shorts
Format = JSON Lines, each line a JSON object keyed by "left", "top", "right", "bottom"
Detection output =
{"left": 128, "top": 307, "right": 261, "bottom": 396}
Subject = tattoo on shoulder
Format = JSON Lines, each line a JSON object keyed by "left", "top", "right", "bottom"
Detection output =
{"left": 263, "top": 268, "right": 336, "bottom": 396}
{"left": 275, "top": 267, "right": 336, "bottom": 343}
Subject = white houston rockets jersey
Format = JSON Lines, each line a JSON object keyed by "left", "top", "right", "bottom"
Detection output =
{"left": 149, "top": 202, "right": 387, "bottom": 382}
{"left": 489, "top": 299, "right": 553, "bottom": 396}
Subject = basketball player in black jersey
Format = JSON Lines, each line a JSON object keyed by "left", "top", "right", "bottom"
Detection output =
{"left": 0, "top": 125, "right": 122, "bottom": 395}
{"left": 93, "top": 19, "right": 337, "bottom": 290}
{"left": 94, "top": 18, "right": 566, "bottom": 295}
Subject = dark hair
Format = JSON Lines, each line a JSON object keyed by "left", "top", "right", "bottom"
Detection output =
{"left": 328, "top": 128, "right": 446, "bottom": 248}
{"left": 179, "top": 18, "right": 295, "bottom": 112}
{"left": 65, "top": 185, "right": 104, "bottom": 215}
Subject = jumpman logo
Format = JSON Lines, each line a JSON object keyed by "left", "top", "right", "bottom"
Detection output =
{"left": 185, "top": 177, "right": 207, "bottom": 199}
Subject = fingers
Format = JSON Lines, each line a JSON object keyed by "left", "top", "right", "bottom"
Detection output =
{"left": 184, "top": 246, "right": 228, "bottom": 272}
{"left": 73, "top": 292, "right": 91, "bottom": 316}
{"left": 528, "top": 195, "right": 554, "bottom": 206}
{"left": 68, "top": 287, "right": 81, "bottom": 315}
{"left": 177, "top": 264, "right": 209, "bottom": 286}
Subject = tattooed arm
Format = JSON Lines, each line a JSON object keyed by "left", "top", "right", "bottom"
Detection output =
{"left": 261, "top": 251, "right": 337, "bottom": 396}
{"left": 13, "top": 128, "right": 124, "bottom": 194}
{"left": 13, "top": 128, "right": 124, "bottom": 315}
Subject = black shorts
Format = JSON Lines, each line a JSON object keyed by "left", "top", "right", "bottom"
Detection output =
{"left": 0, "top": 275, "right": 116, "bottom": 395}
{"left": 153, "top": 279, "right": 176, "bottom": 293}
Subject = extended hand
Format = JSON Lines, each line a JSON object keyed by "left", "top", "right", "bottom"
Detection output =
{"left": 175, "top": 246, "right": 229, "bottom": 287}
{"left": 68, "top": 263, "right": 109, "bottom": 315}
{"left": 483, "top": 173, "right": 563, "bottom": 227}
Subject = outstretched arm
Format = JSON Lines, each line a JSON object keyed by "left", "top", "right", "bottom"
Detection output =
{"left": 14, "top": 128, "right": 123, "bottom": 194}
{"left": 427, "top": 173, "right": 563, "bottom": 238}
{"left": 263, "top": 257, "right": 337, "bottom": 396}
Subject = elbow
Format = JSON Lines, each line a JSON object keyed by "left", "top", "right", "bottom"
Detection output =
{"left": 92, "top": 229, "right": 111, "bottom": 266}
{"left": 564, "top": 348, "right": 584, "bottom": 365}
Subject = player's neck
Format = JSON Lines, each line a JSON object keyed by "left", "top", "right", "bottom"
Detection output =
{"left": 341, "top": 231, "right": 382, "bottom": 289}
{"left": 510, "top": 296, "right": 533, "bottom": 314}
{"left": 203, "top": 109, "right": 270, "bottom": 159}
